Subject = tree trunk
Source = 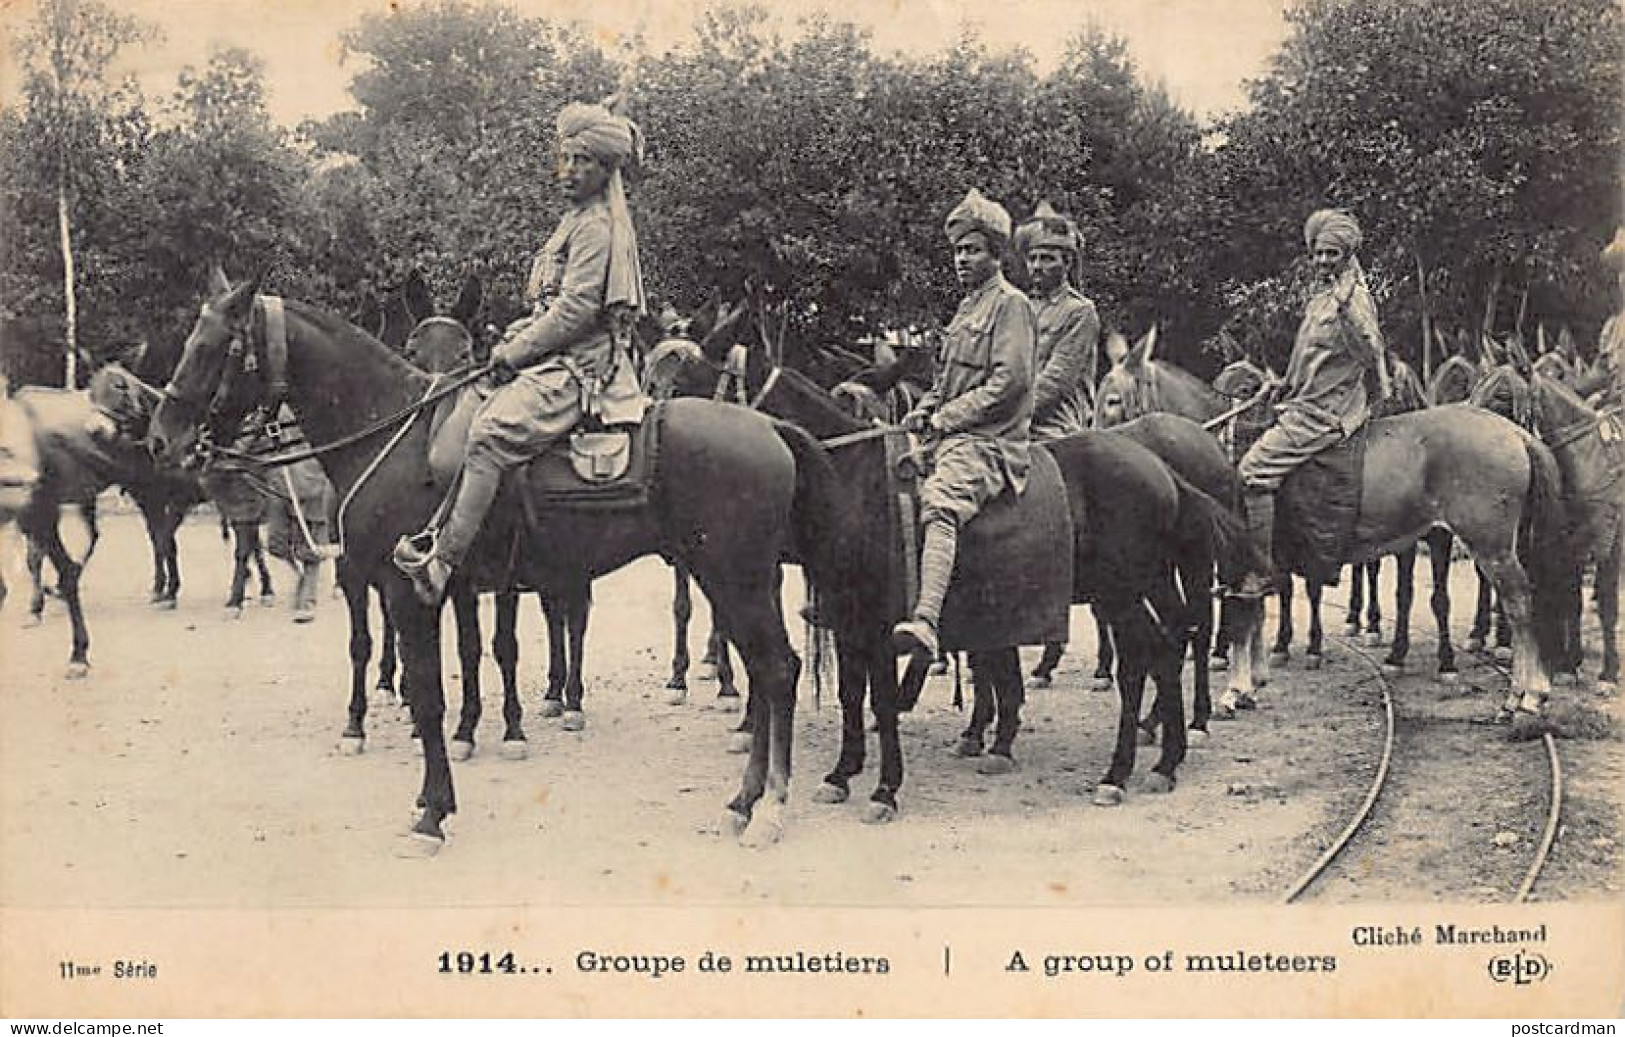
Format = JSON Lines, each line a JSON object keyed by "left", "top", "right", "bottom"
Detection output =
{"left": 57, "top": 179, "right": 78, "bottom": 389}
{"left": 1414, "top": 248, "right": 1432, "bottom": 383}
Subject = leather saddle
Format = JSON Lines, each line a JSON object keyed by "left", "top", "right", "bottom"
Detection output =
{"left": 426, "top": 385, "right": 663, "bottom": 511}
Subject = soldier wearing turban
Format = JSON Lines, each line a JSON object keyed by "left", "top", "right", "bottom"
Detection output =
{"left": 1594, "top": 227, "right": 1625, "bottom": 410}
{"left": 395, "top": 99, "right": 649, "bottom": 603}
{"left": 893, "top": 189, "right": 1038, "bottom": 659}
{"left": 1232, "top": 208, "right": 1390, "bottom": 598}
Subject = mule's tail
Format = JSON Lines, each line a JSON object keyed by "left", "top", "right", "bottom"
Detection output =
{"left": 1168, "top": 468, "right": 1260, "bottom": 590}
{"left": 1520, "top": 436, "right": 1580, "bottom": 672}
{"left": 770, "top": 420, "right": 862, "bottom": 634}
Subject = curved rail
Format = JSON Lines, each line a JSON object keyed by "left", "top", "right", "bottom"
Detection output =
{"left": 1279, "top": 632, "right": 1396, "bottom": 903}
{"left": 1280, "top": 600, "right": 1563, "bottom": 903}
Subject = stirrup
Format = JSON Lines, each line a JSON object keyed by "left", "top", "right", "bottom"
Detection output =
{"left": 392, "top": 530, "right": 439, "bottom": 573}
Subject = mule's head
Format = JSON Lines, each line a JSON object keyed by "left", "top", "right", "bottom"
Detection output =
{"left": 87, "top": 361, "right": 158, "bottom": 438}
{"left": 149, "top": 267, "right": 263, "bottom": 467}
{"left": 401, "top": 317, "right": 475, "bottom": 375}
{"left": 0, "top": 393, "right": 40, "bottom": 517}
{"left": 1093, "top": 327, "right": 1157, "bottom": 428}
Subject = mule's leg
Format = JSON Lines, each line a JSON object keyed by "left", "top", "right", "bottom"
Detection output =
{"left": 160, "top": 506, "right": 184, "bottom": 603}
{"left": 339, "top": 562, "right": 373, "bottom": 749}
{"left": 1271, "top": 575, "right": 1294, "bottom": 662}
{"left": 1305, "top": 580, "right": 1325, "bottom": 668}
{"left": 225, "top": 522, "right": 253, "bottom": 612}
{"left": 710, "top": 580, "right": 799, "bottom": 845}
{"left": 28, "top": 516, "right": 89, "bottom": 676}
{"left": 711, "top": 628, "right": 742, "bottom": 708}
{"left": 1594, "top": 541, "right": 1619, "bottom": 692}
{"left": 1469, "top": 565, "right": 1493, "bottom": 652}
{"left": 252, "top": 526, "right": 274, "bottom": 603}
{"left": 25, "top": 535, "right": 46, "bottom": 622}
{"left": 1345, "top": 563, "right": 1364, "bottom": 636}
{"left": 140, "top": 500, "right": 166, "bottom": 603}
{"left": 377, "top": 583, "right": 401, "bottom": 702}
{"left": 1092, "top": 609, "right": 1115, "bottom": 690}
{"left": 956, "top": 662, "right": 994, "bottom": 757}
{"left": 1095, "top": 610, "right": 1151, "bottom": 806}
{"left": 561, "top": 579, "right": 591, "bottom": 731}
{"left": 982, "top": 648, "right": 1024, "bottom": 774}
{"left": 1031, "top": 639, "right": 1064, "bottom": 686}
{"left": 540, "top": 589, "right": 567, "bottom": 718}
{"left": 1385, "top": 547, "right": 1417, "bottom": 671}
{"left": 667, "top": 563, "right": 692, "bottom": 694}
{"left": 390, "top": 588, "right": 455, "bottom": 850}
{"left": 1365, "top": 559, "right": 1384, "bottom": 643}
{"left": 1183, "top": 565, "right": 1215, "bottom": 738}
{"left": 815, "top": 633, "right": 869, "bottom": 804}
{"left": 448, "top": 581, "right": 483, "bottom": 757}
{"left": 1219, "top": 596, "right": 1263, "bottom": 718}
{"left": 1147, "top": 620, "right": 1188, "bottom": 791}
{"left": 1425, "top": 528, "right": 1459, "bottom": 681}
{"left": 866, "top": 635, "right": 904, "bottom": 821}
{"left": 492, "top": 590, "right": 524, "bottom": 749}
{"left": 1478, "top": 555, "right": 1551, "bottom": 730}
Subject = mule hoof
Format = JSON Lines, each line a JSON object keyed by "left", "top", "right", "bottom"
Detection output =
{"left": 1091, "top": 675, "right": 1114, "bottom": 692}
{"left": 741, "top": 802, "right": 786, "bottom": 849}
{"left": 862, "top": 800, "right": 898, "bottom": 825}
{"left": 1551, "top": 672, "right": 1577, "bottom": 688}
{"left": 1436, "top": 670, "right": 1460, "bottom": 685}
{"left": 1305, "top": 654, "right": 1324, "bottom": 671}
{"left": 1362, "top": 631, "right": 1383, "bottom": 647}
{"left": 717, "top": 808, "right": 750, "bottom": 839}
{"left": 1466, "top": 636, "right": 1486, "bottom": 653}
{"left": 811, "top": 782, "right": 849, "bottom": 805}
{"left": 449, "top": 739, "right": 474, "bottom": 762}
{"left": 1507, "top": 711, "right": 1550, "bottom": 743}
{"left": 21, "top": 613, "right": 42, "bottom": 629}
{"left": 561, "top": 710, "right": 587, "bottom": 733}
{"left": 155, "top": 598, "right": 177, "bottom": 612}
{"left": 394, "top": 831, "right": 444, "bottom": 859}
{"left": 224, "top": 606, "right": 244, "bottom": 621}
{"left": 664, "top": 687, "right": 689, "bottom": 706}
{"left": 1342, "top": 622, "right": 1360, "bottom": 638}
{"left": 1029, "top": 673, "right": 1052, "bottom": 689}
{"left": 1210, "top": 655, "right": 1229, "bottom": 672}
{"left": 64, "top": 661, "right": 90, "bottom": 680}
{"left": 928, "top": 659, "right": 949, "bottom": 676}
{"left": 539, "top": 700, "right": 564, "bottom": 719}
{"left": 695, "top": 662, "right": 719, "bottom": 682}
{"left": 1091, "top": 783, "right": 1125, "bottom": 807}
{"left": 727, "top": 731, "right": 753, "bottom": 755}
{"left": 1214, "top": 694, "right": 1239, "bottom": 721}
{"left": 976, "top": 753, "right": 1015, "bottom": 776}
{"left": 664, "top": 675, "right": 687, "bottom": 691}
{"left": 1597, "top": 680, "right": 1618, "bottom": 696}
{"left": 952, "top": 736, "right": 983, "bottom": 758}
{"left": 338, "top": 736, "right": 365, "bottom": 756}
{"left": 1268, "top": 650, "right": 1289, "bottom": 665}
{"left": 1382, "top": 661, "right": 1405, "bottom": 675}
{"left": 500, "top": 739, "right": 529, "bottom": 761}
{"left": 260, "top": 593, "right": 277, "bottom": 608}
{"left": 1494, "top": 646, "right": 1513, "bottom": 664}
{"left": 1233, "top": 691, "right": 1257, "bottom": 710}
{"left": 1142, "top": 772, "right": 1175, "bottom": 794}
{"left": 1187, "top": 727, "right": 1210, "bottom": 748}
{"left": 715, "top": 695, "right": 743, "bottom": 714}
{"left": 1136, "top": 727, "right": 1156, "bottom": 746}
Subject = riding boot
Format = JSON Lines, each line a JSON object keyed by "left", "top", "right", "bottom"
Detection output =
{"left": 1231, "top": 491, "right": 1276, "bottom": 599}
{"left": 293, "top": 560, "right": 319, "bottom": 623}
{"left": 394, "top": 456, "right": 503, "bottom": 605}
{"left": 893, "top": 517, "right": 956, "bottom": 657}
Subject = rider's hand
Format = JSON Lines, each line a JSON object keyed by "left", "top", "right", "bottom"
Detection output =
{"left": 901, "top": 408, "right": 933, "bottom": 433}
{"left": 488, "top": 357, "right": 518, "bottom": 386}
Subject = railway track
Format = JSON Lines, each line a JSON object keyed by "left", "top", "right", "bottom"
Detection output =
{"left": 1279, "top": 606, "right": 1562, "bottom": 904}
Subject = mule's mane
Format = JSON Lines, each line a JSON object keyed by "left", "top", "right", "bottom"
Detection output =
{"left": 767, "top": 365, "right": 864, "bottom": 435}
{"left": 286, "top": 300, "right": 428, "bottom": 385}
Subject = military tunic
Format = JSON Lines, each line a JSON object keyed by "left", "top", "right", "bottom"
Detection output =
{"left": 917, "top": 272, "right": 1037, "bottom": 527}
{"left": 1029, "top": 285, "right": 1099, "bottom": 440}
{"left": 1239, "top": 265, "right": 1385, "bottom": 490}
{"left": 468, "top": 198, "right": 644, "bottom": 471}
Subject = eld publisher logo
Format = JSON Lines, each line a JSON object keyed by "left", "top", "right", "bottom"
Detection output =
{"left": 1488, "top": 951, "right": 1552, "bottom": 985}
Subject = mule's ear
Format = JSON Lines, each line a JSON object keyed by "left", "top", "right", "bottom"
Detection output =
{"left": 1558, "top": 325, "right": 1577, "bottom": 363}
{"left": 219, "top": 276, "right": 260, "bottom": 322}
{"left": 1508, "top": 335, "right": 1536, "bottom": 379}
{"left": 1125, "top": 327, "right": 1155, "bottom": 369}
{"left": 1535, "top": 323, "right": 1548, "bottom": 356}
{"left": 1480, "top": 334, "right": 1501, "bottom": 366}
{"left": 1104, "top": 329, "right": 1129, "bottom": 365}
{"left": 450, "top": 275, "right": 483, "bottom": 326}
{"left": 206, "top": 264, "right": 231, "bottom": 298}
{"left": 873, "top": 340, "right": 898, "bottom": 370}
{"left": 404, "top": 268, "right": 433, "bottom": 322}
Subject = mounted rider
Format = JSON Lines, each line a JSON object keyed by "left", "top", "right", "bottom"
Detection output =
{"left": 893, "top": 188, "right": 1038, "bottom": 658}
{"left": 394, "top": 99, "right": 648, "bottom": 604}
{"left": 1014, "top": 200, "right": 1100, "bottom": 438}
{"left": 1233, "top": 208, "right": 1392, "bottom": 598}
{"left": 1597, "top": 226, "right": 1625, "bottom": 409}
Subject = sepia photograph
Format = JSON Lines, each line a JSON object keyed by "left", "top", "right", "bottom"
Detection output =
{"left": 0, "top": 0, "right": 1621, "bottom": 1019}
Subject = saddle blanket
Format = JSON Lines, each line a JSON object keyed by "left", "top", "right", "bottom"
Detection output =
{"left": 1276, "top": 427, "right": 1366, "bottom": 586}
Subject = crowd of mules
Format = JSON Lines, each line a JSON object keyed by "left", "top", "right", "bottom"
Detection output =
{"left": 14, "top": 259, "right": 1608, "bottom": 854}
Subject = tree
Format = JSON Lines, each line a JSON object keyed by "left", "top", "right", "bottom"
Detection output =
{"left": 4, "top": 0, "right": 154, "bottom": 385}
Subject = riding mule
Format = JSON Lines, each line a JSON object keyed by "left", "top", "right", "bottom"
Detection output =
{"left": 150, "top": 276, "right": 855, "bottom": 851}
